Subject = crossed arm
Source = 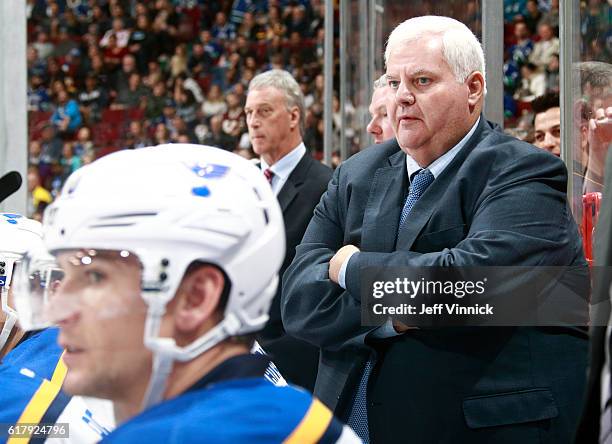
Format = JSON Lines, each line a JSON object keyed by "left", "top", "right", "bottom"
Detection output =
{"left": 281, "top": 151, "right": 577, "bottom": 351}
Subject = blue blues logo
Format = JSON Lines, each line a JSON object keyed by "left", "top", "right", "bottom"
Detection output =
{"left": 186, "top": 162, "right": 229, "bottom": 198}
{"left": 1, "top": 213, "right": 22, "bottom": 225}
{"left": 0, "top": 276, "right": 6, "bottom": 287}
{"left": 188, "top": 163, "right": 229, "bottom": 179}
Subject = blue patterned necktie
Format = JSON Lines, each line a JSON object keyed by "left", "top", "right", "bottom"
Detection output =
{"left": 400, "top": 168, "right": 435, "bottom": 228}
{"left": 347, "top": 168, "right": 435, "bottom": 443}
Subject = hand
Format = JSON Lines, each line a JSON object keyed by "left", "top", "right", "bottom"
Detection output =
{"left": 393, "top": 320, "right": 415, "bottom": 333}
{"left": 589, "top": 107, "right": 612, "bottom": 148}
{"left": 329, "top": 245, "right": 360, "bottom": 284}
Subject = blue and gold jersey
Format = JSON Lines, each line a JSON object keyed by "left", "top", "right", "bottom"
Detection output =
{"left": 103, "top": 354, "right": 360, "bottom": 444}
{"left": 0, "top": 359, "right": 69, "bottom": 444}
{"left": 0, "top": 329, "right": 115, "bottom": 443}
{"left": 1, "top": 328, "right": 62, "bottom": 381}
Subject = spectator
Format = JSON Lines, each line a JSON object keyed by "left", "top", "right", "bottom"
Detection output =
{"left": 508, "top": 21, "right": 534, "bottom": 68}
{"left": 124, "top": 121, "right": 152, "bottom": 149}
{"left": 175, "top": 73, "right": 205, "bottom": 104}
{"left": 161, "top": 98, "right": 178, "bottom": 128}
{"left": 545, "top": 53, "right": 560, "bottom": 93}
{"left": 522, "top": 0, "right": 543, "bottom": 35}
{"left": 110, "top": 54, "right": 138, "bottom": 104}
{"left": 28, "top": 74, "right": 51, "bottom": 112}
{"left": 60, "top": 142, "right": 82, "bottom": 180}
{"left": 222, "top": 92, "right": 245, "bottom": 148}
{"left": 78, "top": 74, "right": 109, "bottom": 123}
{"left": 539, "top": 0, "right": 559, "bottom": 33}
{"left": 188, "top": 42, "right": 212, "bottom": 77}
{"left": 200, "top": 29, "right": 223, "bottom": 63}
{"left": 39, "top": 125, "right": 63, "bottom": 172}
{"left": 100, "top": 18, "right": 131, "bottom": 49}
{"left": 515, "top": 62, "right": 546, "bottom": 101}
{"left": 51, "top": 27, "right": 79, "bottom": 58}
{"left": 27, "top": 45, "right": 47, "bottom": 79}
{"left": 28, "top": 140, "right": 42, "bottom": 167}
{"left": 145, "top": 81, "right": 167, "bottom": 121}
{"left": 151, "top": 10, "right": 176, "bottom": 57}
{"left": 103, "top": 34, "right": 129, "bottom": 72}
{"left": 211, "top": 12, "right": 236, "bottom": 40}
{"left": 153, "top": 122, "right": 171, "bottom": 145}
{"left": 237, "top": 12, "right": 262, "bottom": 40}
{"left": 129, "top": 14, "right": 156, "bottom": 74}
{"left": 114, "top": 72, "right": 149, "bottom": 109}
{"left": 202, "top": 114, "right": 235, "bottom": 151}
{"left": 175, "top": 89, "right": 198, "bottom": 129}
{"left": 73, "top": 127, "right": 95, "bottom": 159}
{"left": 201, "top": 84, "right": 228, "bottom": 119}
{"left": 50, "top": 89, "right": 82, "bottom": 135}
{"left": 170, "top": 43, "right": 188, "bottom": 78}
{"left": 90, "top": 4, "right": 111, "bottom": 34}
{"left": 32, "top": 30, "right": 55, "bottom": 61}
{"left": 169, "top": 116, "right": 194, "bottom": 142}
{"left": 530, "top": 22, "right": 560, "bottom": 69}
{"left": 27, "top": 166, "right": 52, "bottom": 220}
{"left": 286, "top": 5, "right": 309, "bottom": 36}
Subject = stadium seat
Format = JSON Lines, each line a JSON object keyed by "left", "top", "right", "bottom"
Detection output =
{"left": 28, "top": 111, "right": 52, "bottom": 140}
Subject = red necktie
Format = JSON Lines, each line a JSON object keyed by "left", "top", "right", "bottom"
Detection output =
{"left": 263, "top": 168, "right": 274, "bottom": 185}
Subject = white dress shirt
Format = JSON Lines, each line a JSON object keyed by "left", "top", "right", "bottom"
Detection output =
{"left": 260, "top": 143, "right": 306, "bottom": 196}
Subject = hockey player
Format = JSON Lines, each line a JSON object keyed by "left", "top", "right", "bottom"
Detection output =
{"left": 0, "top": 214, "right": 114, "bottom": 443}
{"left": 29, "top": 144, "right": 360, "bottom": 443}
{"left": 0, "top": 214, "right": 62, "bottom": 378}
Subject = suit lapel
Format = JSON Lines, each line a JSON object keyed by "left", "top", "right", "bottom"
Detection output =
{"left": 277, "top": 153, "right": 311, "bottom": 213}
{"left": 361, "top": 148, "right": 407, "bottom": 252}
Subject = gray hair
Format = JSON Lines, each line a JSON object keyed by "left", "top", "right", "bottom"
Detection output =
{"left": 248, "top": 69, "right": 305, "bottom": 136}
{"left": 575, "top": 61, "right": 612, "bottom": 92}
{"left": 385, "top": 16, "right": 486, "bottom": 95}
{"left": 373, "top": 74, "right": 387, "bottom": 89}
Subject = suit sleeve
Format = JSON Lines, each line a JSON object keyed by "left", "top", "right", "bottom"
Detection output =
{"left": 345, "top": 152, "right": 584, "bottom": 300}
{"left": 281, "top": 163, "right": 370, "bottom": 350}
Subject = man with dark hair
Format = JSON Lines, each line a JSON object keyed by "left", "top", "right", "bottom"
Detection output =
{"left": 532, "top": 92, "right": 561, "bottom": 156}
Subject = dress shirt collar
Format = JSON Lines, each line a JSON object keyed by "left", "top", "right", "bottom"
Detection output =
{"left": 260, "top": 142, "right": 306, "bottom": 183}
{"left": 406, "top": 117, "right": 480, "bottom": 182}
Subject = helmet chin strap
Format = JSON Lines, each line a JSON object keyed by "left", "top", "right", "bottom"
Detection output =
{"left": 139, "top": 276, "right": 278, "bottom": 410}
{"left": 0, "top": 291, "right": 18, "bottom": 352}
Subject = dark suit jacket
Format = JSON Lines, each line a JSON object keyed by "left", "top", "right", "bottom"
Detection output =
{"left": 282, "top": 118, "right": 589, "bottom": 443}
{"left": 575, "top": 150, "right": 612, "bottom": 443}
{"left": 258, "top": 152, "right": 332, "bottom": 391}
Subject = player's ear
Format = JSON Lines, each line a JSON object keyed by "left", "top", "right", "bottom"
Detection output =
{"left": 466, "top": 71, "right": 485, "bottom": 110}
{"left": 172, "top": 265, "right": 225, "bottom": 335}
{"left": 289, "top": 106, "right": 300, "bottom": 131}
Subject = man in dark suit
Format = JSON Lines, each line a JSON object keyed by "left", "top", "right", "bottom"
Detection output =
{"left": 282, "top": 16, "right": 588, "bottom": 443}
{"left": 245, "top": 69, "right": 332, "bottom": 391}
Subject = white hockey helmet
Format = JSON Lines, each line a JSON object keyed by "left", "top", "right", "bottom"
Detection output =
{"left": 41, "top": 144, "right": 285, "bottom": 406}
{"left": 0, "top": 214, "right": 43, "bottom": 350}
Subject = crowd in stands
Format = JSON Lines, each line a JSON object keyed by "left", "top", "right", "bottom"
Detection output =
{"left": 26, "top": 0, "right": 328, "bottom": 219}
{"left": 25, "top": 0, "right": 611, "bottom": 220}
{"left": 503, "top": 0, "right": 610, "bottom": 141}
